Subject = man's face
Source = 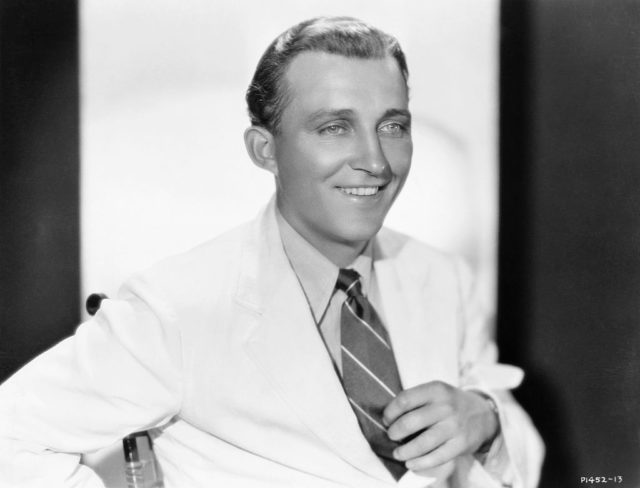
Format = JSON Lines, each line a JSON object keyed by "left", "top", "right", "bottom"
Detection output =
{"left": 272, "top": 51, "right": 412, "bottom": 262}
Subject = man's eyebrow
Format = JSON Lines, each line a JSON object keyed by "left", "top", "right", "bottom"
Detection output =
{"left": 382, "top": 108, "right": 412, "bottom": 121}
{"left": 306, "top": 108, "right": 355, "bottom": 124}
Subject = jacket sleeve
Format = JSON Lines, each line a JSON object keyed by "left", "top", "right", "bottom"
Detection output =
{"left": 454, "top": 259, "right": 545, "bottom": 488}
{"left": 0, "top": 276, "right": 183, "bottom": 487}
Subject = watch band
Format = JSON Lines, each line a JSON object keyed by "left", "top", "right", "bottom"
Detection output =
{"left": 476, "top": 393, "right": 500, "bottom": 454}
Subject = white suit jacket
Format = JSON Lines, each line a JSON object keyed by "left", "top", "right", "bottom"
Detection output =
{"left": 0, "top": 200, "right": 544, "bottom": 488}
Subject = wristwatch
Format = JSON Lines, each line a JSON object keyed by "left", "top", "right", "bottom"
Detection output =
{"left": 476, "top": 393, "right": 500, "bottom": 454}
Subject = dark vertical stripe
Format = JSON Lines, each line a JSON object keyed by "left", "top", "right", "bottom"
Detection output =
{"left": 0, "top": 0, "right": 80, "bottom": 381}
{"left": 499, "top": 0, "right": 640, "bottom": 485}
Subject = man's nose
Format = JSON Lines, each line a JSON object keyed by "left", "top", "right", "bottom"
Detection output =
{"left": 350, "top": 131, "right": 390, "bottom": 177}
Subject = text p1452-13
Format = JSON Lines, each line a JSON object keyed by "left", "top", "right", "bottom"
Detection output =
{"left": 580, "top": 476, "right": 623, "bottom": 484}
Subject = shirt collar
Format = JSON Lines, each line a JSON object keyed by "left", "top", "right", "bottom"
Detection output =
{"left": 275, "top": 209, "right": 373, "bottom": 324}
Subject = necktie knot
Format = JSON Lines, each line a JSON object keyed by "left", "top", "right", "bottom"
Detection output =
{"left": 336, "top": 268, "right": 363, "bottom": 298}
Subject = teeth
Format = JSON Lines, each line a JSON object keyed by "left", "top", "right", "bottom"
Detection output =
{"left": 339, "top": 186, "right": 379, "bottom": 196}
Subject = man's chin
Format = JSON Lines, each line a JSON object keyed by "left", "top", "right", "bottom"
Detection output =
{"left": 335, "top": 220, "right": 385, "bottom": 246}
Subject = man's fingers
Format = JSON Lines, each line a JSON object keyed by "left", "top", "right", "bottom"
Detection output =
{"left": 387, "top": 403, "right": 451, "bottom": 441}
{"left": 383, "top": 381, "right": 452, "bottom": 426}
{"left": 412, "top": 459, "right": 456, "bottom": 481}
{"left": 404, "top": 438, "right": 466, "bottom": 472}
{"left": 392, "top": 421, "right": 452, "bottom": 461}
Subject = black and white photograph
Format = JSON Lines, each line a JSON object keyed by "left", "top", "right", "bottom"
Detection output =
{"left": 0, "top": 1, "right": 638, "bottom": 487}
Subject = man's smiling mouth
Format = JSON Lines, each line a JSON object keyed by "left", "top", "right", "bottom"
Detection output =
{"left": 337, "top": 186, "right": 385, "bottom": 196}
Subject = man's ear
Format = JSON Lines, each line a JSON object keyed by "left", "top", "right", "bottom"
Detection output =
{"left": 244, "top": 126, "right": 278, "bottom": 176}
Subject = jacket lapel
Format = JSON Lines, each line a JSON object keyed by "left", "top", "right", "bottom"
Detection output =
{"left": 236, "top": 200, "right": 395, "bottom": 484}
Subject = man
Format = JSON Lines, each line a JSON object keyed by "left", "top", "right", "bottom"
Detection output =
{"left": 0, "top": 17, "right": 543, "bottom": 487}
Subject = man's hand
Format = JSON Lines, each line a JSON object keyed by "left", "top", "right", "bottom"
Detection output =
{"left": 383, "top": 381, "right": 499, "bottom": 473}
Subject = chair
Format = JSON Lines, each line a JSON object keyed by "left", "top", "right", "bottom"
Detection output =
{"left": 86, "top": 293, "right": 164, "bottom": 488}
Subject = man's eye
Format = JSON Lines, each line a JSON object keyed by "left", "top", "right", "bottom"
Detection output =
{"left": 319, "top": 124, "right": 347, "bottom": 136}
{"left": 379, "top": 122, "right": 407, "bottom": 135}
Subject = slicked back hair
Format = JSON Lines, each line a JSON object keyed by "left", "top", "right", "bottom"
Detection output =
{"left": 246, "top": 17, "right": 409, "bottom": 134}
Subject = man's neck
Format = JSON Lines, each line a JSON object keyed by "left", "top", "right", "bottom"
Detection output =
{"left": 275, "top": 208, "right": 369, "bottom": 268}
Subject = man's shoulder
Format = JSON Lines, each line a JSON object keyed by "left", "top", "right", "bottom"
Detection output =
{"left": 376, "top": 226, "right": 468, "bottom": 294}
{"left": 377, "top": 226, "right": 460, "bottom": 269}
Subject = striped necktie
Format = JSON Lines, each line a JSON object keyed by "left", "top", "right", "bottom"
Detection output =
{"left": 337, "top": 268, "right": 407, "bottom": 480}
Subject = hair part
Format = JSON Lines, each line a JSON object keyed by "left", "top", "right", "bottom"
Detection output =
{"left": 246, "top": 17, "right": 409, "bottom": 134}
